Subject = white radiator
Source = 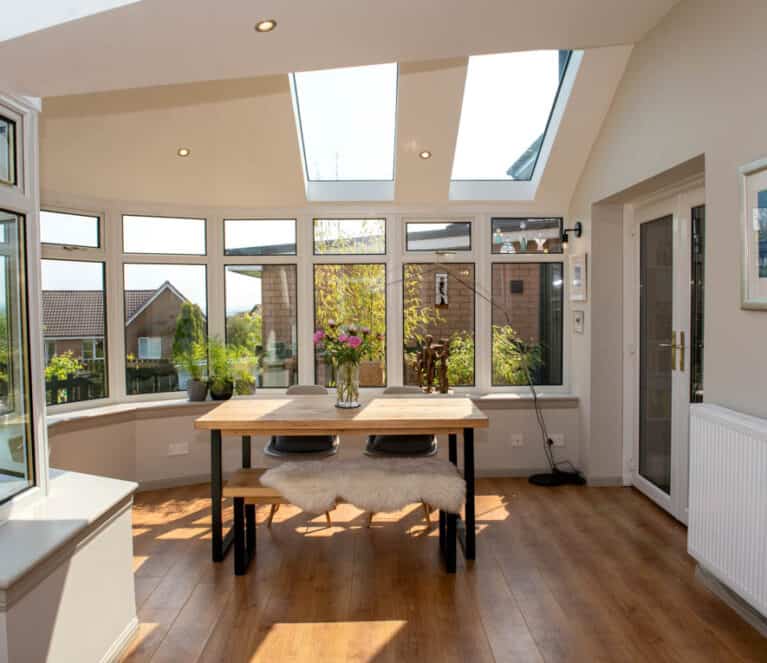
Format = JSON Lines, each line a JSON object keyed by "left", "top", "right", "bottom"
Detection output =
{"left": 688, "top": 404, "right": 767, "bottom": 618}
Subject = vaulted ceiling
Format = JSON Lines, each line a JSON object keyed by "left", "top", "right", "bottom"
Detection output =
{"left": 21, "top": 1, "right": 676, "bottom": 208}
{"left": 4, "top": 0, "right": 676, "bottom": 96}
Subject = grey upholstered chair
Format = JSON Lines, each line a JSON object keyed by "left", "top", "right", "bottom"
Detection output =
{"left": 263, "top": 385, "right": 339, "bottom": 457}
{"left": 365, "top": 386, "right": 438, "bottom": 457}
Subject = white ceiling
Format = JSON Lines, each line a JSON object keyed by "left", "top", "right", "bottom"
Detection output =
{"left": 39, "top": 46, "right": 633, "bottom": 209}
{"left": 3, "top": 0, "right": 676, "bottom": 96}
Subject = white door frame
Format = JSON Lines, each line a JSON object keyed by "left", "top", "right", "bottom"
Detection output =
{"left": 622, "top": 177, "right": 704, "bottom": 523}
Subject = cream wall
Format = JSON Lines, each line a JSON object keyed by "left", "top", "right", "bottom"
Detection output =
{"left": 569, "top": 0, "right": 767, "bottom": 480}
{"left": 48, "top": 401, "right": 580, "bottom": 489}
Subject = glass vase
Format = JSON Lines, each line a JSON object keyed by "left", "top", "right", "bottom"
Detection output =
{"left": 335, "top": 361, "right": 360, "bottom": 409}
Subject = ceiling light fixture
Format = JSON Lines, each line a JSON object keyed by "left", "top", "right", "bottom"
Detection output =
{"left": 177, "top": 147, "right": 191, "bottom": 157}
{"left": 419, "top": 150, "right": 432, "bottom": 160}
{"left": 254, "top": 19, "right": 277, "bottom": 33}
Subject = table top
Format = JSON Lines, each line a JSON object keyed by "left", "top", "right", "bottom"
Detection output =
{"left": 194, "top": 395, "right": 488, "bottom": 435}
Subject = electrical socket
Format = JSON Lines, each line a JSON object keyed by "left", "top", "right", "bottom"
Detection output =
{"left": 549, "top": 434, "right": 565, "bottom": 448}
{"left": 168, "top": 441, "right": 190, "bottom": 456}
{"left": 510, "top": 433, "right": 524, "bottom": 447}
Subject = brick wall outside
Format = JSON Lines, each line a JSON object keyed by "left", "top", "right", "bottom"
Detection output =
{"left": 491, "top": 264, "right": 542, "bottom": 343}
{"left": 260, "top": 265, "right": 297, "bottom": 356}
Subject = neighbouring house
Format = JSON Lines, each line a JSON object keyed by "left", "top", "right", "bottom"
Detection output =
{"left": 42, "top": 280, "right": 191, "bottom": 365}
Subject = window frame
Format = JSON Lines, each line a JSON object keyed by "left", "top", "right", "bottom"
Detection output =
{"left": 40, "top": 208, "right": 102, "bottom": 250}
{"left": 40, "top": 257, "right": 109, "bottom": 406}
{"left": 404, "top": 219, "right": 473, "bottom": 254}
{"left": 312, "top": 217, "right": 388, "bottom": 257}
{"left": 0, "top": 113, "right": 18, "bottom": 188}
{"left": 122, "top": 213, "right": 207, "bottom": 257}
{"left": 401, "top": 261, "right": 477, "bottom": 388}
{"left": 223, "top": 218, "right": 298, "bottom": 257}
{"left": 137, "top": 336, "right": 163, "bottom": 360}
{"left": 223, "top": 262, "right": 299, "bottom": 389}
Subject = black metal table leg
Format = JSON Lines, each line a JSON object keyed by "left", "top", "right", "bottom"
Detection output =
{"left": 449, "top": 432, "right": 457, "bottom": 465}
{"left": 241, "top": 435, "right": 251, "bottom": 468}
{"left": 462, "top": 427, "right": 476, "bottom": 560}
{"left": 211, "top": 428, "right": 234, "bottom": 562}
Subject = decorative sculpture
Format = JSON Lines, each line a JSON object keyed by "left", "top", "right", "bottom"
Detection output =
{"left": 415, "top": 335, "right": 451, "bottom": 393}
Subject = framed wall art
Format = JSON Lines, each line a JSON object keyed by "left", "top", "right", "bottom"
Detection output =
{"left": 740, "top": 157, "right": 767, "bottom": 309}
{"left": 569, "top": 253, "right": 587, "bottom": 302}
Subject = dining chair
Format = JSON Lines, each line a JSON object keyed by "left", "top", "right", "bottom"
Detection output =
{"left": 365, "top": 385, "right": 437, "bottom": 527}
{"left": 263, "top": 384, "right": 339, "bottom": 457}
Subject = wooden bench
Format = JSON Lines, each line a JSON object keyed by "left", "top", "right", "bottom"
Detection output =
{"left": 223, "top": 468, "right": 458, "bottom": 575}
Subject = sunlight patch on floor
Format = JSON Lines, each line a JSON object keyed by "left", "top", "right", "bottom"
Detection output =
{"left": 253, "top": 620, "right": 407, "bottom": 661}
{"left": 156, "top": 526, "right": 209, "bottom": 540}
{"left": 132, "top": 555, "right": 149, "bottom": 572}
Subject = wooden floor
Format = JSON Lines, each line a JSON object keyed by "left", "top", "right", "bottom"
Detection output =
{"left": 122, "top": 479, "right": 767, "bottom": 663}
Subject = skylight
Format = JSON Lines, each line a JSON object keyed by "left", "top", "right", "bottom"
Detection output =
{"left": 452, "top": 50, "right": 571, "bottom": 181}
{"left": 291, "top": 63, "right": 397, "bottom": 182}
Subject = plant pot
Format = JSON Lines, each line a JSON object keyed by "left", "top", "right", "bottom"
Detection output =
{"left": 186, "top": 379, "right": 208, "bottom": 402}
{"left": 209, "top": 379, "right": 234, "bottom": 401}
{"left": 335, "top": 361, "right": 360, "bottom": 409}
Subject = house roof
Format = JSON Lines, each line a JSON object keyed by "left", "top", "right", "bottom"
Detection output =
{"left": 42, "top": 290, "right": 105, "bottom": 338}
{"left": 42, "top": 281, "right": 192, "bottom": 339}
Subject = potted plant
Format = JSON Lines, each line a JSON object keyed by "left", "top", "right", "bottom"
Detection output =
{"left": 208, "top": 338, "right": 257, "bottom": 400}
{"left": 174, "top": 341, "right": 208, "bottom": 401}
{"left": 313, "top": 321, "right": 379, "bottom": 408}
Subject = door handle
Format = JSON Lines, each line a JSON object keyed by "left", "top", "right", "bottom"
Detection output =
{"left": 678, "top": 331, "right": 686, "bottom": 372}
{"left": 657, "top": 331, "right": 678, "bottom": 370}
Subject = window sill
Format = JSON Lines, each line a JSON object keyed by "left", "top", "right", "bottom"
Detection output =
{"left": 0, "top": 469, "right": 136, "bottom": 599}
{"left": 472, "top": 393, "right": 578, "bottom": 410}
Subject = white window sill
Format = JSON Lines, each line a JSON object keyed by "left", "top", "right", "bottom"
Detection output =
{"left": 0, "top": 469, "right": 137, "bottom": 594}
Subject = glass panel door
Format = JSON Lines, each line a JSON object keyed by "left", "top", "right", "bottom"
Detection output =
{"left": 639, "top": 216, "right": 674, "bottom": 494}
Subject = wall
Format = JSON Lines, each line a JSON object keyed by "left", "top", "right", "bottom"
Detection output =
{"left": 48, "top": 400, "right": 580, "bottom": 488}
{"left": 569, "top": 0, "right": 767, "bottom": 480}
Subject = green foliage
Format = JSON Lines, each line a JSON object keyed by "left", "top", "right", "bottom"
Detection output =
{"left": 314, "top": 264, "right": 385, "bottom": 363}
{"left": 226, "top": 310, "right": 262, "bottom": 352}
{"left": 45, "top": 351, "right": 84, "bottom": 380}
{"left": 446, "top": 331, "right": 475, "bottom": 386}
{"left": 175, "top": 341, "right": 207, "bottom": 381}
{"left": 492, "top": 325, "right": 543, "bottom": 385}
{"left": 207, "top": 337, "right": 256, "bottom": 394}
{"left": 172, "top": 302, "right": 205, "bottom": 358}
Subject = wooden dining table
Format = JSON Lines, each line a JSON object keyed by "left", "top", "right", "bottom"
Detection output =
{"left": 194, "top": 394, "right": 488, "bottom": 571}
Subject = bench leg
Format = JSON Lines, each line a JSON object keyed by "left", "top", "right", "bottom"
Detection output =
{"left": 445, "top": 511, "right": 457, "bottom": 573}
{"left": 439, "top": 510, "right": 446, "bottom": 552}
{"left": 246, "top": 503, "right": 256, "bottom": 554}
{"left": 234, "top": 497, "right": 252, "bottom": 576}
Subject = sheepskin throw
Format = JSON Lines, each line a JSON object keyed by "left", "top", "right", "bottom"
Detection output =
{"left": 260, "top": 457, "right": 465, "bottom": 515}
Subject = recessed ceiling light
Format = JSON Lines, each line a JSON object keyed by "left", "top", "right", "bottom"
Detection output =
{"left": 419, "top": 150, "right": 432, "bottom": 160}
{"left": 255, "top": 19, "right": 277, "bottom": 33}
{"left": 177, "top": 147, "right": 191, "bottom": 157}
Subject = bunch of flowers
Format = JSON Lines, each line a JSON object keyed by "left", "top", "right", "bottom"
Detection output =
{"left": 313, "top": 320, "right": 382, "bottom": 366}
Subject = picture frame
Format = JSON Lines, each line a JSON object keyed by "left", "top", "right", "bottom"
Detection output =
{"left": 569, "top": 253, "right": 587, "bottom": 302}
{"left": 435, "top": 272, "right": 448, "bottom": 308}
{"left": 573, "top": 310, "right": 585, "bottom": 334}
{"left": 740, "top": 157, "right": 767, "bottom": 309}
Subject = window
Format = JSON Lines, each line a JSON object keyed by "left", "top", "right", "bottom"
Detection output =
{"left": 0, "top": 211, "right": 34, "bottom": 503}
{"left": 0, "top": 115, "right": 16, "bottom": 186}
{"left": 123, "top": 264, "right": 207, "bottom": 395}
{"left": 138, "top": 337, "right": 162, "bottom": 360}
{"left": 41, "top": 210, "right": 100, "bottom": 248}
{"left": 491, "top": 263, "right": 563, "bottom": 386}
{"left": 491, "top": 217, "right": 563, "bottom": 254}
{"left": 225, "top": 265, "right": 297, "bottom": 389}
{"left": 224, "top": 219, "right": 296, "bottom": 256}
{"left": 292, "top": 63, "right": 397, "bottom": 181}
{"left": 313, "top": 218, "right": 386, "bottom": 255}
{"left": 403, "top": 263, "right": 475, "bottom": 387}
{"left": 123, "top": 215, "right": 206, "bottom": 255}
{"left": 452, "top": 51, "right": 572, "bottom": 181}
{"left": 41, "top": 259, "right": 108, "bottom": 405}
{"left": 405, "top": 222, "right": 471, "bottom": 252}
{"left": 314, "top": 264, "right": 386, "bottom": 387}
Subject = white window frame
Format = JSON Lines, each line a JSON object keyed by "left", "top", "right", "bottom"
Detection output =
{"left": 36, "top": 203, "right": 572, "bottom": 414}
{"left": 137, "top": 336, "right": 162, "bottom": 360}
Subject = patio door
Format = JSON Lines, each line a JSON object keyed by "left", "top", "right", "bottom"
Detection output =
{"left": 631, "top": 187, "right": 704, "bottom": 523}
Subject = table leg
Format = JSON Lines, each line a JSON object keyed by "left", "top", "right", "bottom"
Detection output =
{"left": 462, "top": 427, "right": 476, "bottom": 560}
{"left": 241, "top": 435, "right": 251, "bottom": 468}
{"left": 449, "top": 432, "right": 457, "bottom": 465}
{"left": 211, "top": 429, "right": 234, "bottom": 562}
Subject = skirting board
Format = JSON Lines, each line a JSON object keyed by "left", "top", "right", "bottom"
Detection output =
{"left": 696, "top": 565, "right": 767, "bottom": 638}
{"left": 101, "top": 616, "right": 139, "bottom": 663}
